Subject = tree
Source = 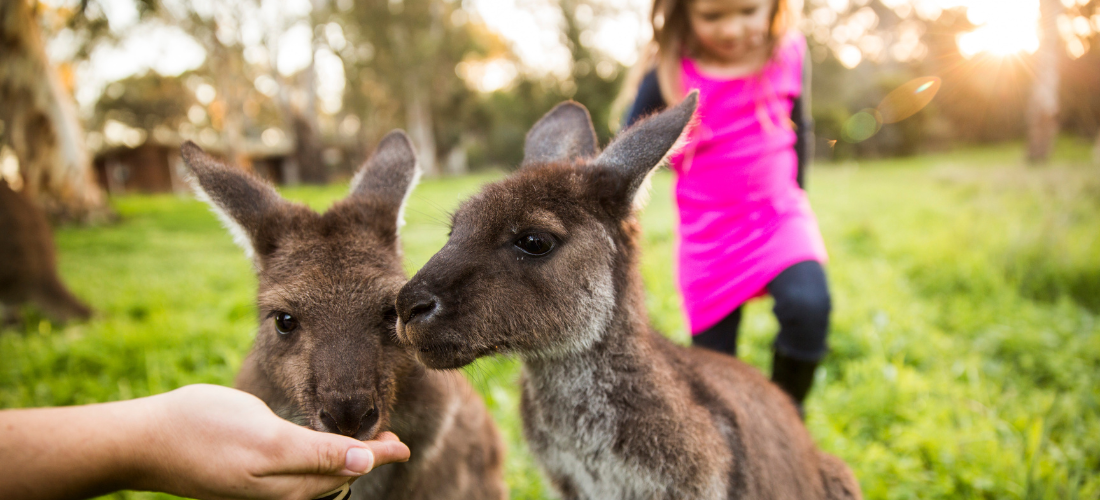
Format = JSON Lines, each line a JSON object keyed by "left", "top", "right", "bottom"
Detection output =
{"left": 165, "top": 3, "right": 256, "bottom": 172}
{"left": 1094, "top": 130, "right": 1100, "bottom": 165}
{"left": 264, "top": 0, "right": 331, "bottom": 184}
{"left": 0, "top": 0, "right": 107, "bottom": 221}
{"left": 425, "top": 0, "right": 629, "bottom": 170}
{"left": 336, "top": 0, "right": 484, "bottom": 176}
{"left": 92, "top": 73, "right": 195, "bottom": 134}
{"left": 557, "top": 0, "right": 627, "bottom": 142}
{"left": 1027, "top": 0, "right": 1064, "bottom": 164}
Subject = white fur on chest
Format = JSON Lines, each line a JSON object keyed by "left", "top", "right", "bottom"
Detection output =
{"left": 522, "top": 361, "right": 666, "bottom": 499}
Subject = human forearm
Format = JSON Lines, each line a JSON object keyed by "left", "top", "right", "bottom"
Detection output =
{"left": 0, "top": 385, "right": 411, "bottom": 500}
{"left": 0, "top": 398, "right": 153, "bottom": 500}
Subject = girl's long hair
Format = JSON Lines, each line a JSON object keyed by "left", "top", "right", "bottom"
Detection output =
{"left": 612, "top": 0, "right": 795, "bottom": 128}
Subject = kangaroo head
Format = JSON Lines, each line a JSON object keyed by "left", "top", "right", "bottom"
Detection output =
{"left": 396, "top": 94, "right": 697, "bottom": 369}
{"left": 182, "top": 131, "right": 420, "bottom": 439}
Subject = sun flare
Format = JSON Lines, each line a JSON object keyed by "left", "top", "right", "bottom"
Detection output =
{"left": 950, "top": 0, "right": 1041, "bottom": 58}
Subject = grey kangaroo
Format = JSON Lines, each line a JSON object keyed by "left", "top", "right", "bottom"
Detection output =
{"left": 180, "top": 133, "right": 507, "bottom": 500}
{"left": 395, "top": 96, "right": 861, "bottom": 499}
{"left": 0, "top": 179, "right": 92, "bottom": 324}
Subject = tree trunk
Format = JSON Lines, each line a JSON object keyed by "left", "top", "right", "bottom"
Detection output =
{"left": 292, "top": 109, "right": 326, "bottom": 184}
{"left": 444, "top": 140, "right": 469, "bottom": 176}
{"left": 295, "top": 39, "right": 329, "bottom": 184}
{"left": 404, "top": 73, "right": 438, "bottom": 177}
{"left": 1093, "top": 129, "right": 1100, "bottom": 166}
{"left": 389, "top": 22, "right": 438, "bottom": 176}
{"left": 1027, "top": 0, "right": 1063, "bottom": 165}
{"left": 211, "top": 40, "right": 250, "bottom": 172}
{"left": 0, "top": 0, "right": 108, "bottom": 222}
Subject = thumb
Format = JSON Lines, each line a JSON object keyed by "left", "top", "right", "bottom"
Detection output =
{"left": 307, "top": 433, "right": 411, "bottom": 476}
{"left": 319, "top": 432, "right": 411, "bottom": 475}
{"left": 360, "top": 432, "right": 411, "bottom": 469}
{"left": 268, "top": 426, "right": 374, "bottom": 476}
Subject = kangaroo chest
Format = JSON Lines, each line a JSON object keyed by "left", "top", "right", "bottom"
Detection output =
{"left": 520, "top": 354, "right": 728, "bottom": 500}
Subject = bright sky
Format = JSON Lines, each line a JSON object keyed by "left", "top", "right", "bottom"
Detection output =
{"left": 947, "top": 0, "right": 1041, "bottom": 58}
{"left": 44, "top": 0, "right": 1057, "bottom": 113}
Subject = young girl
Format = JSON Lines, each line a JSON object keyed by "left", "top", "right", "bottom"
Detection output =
{"left": 622, "top": 0, "right": 829, "bottom": 415}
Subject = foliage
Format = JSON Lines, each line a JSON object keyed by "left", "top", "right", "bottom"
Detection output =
{"left": 92, "top": 72, "right": 197, "bottom": 134}
{"left": 335, "top": 0, "right": 481, "bottom": 157}
{"left": 2, "top": 141, "right": 1099, "bottom": 499}
{"left": 334, "top": 0, "right": 628, "bottom": 171}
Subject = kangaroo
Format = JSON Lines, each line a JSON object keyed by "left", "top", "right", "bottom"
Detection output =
{"left": 395, "top": 96, "right": 861, "bottom": 500}
{"left": 0, "top": 179, "right": 92, "bottom": 325}
{"left": 180, "top": 133, "right": 507, "bottom": 500}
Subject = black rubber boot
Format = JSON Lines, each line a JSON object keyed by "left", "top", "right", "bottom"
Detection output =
{"left": 771, "top": 351, "right": 819, "bottom": 420}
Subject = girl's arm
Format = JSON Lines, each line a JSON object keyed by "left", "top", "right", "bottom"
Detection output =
{"left": 792, "top": 55, "right": 814, "bottom": 190}
{"left": 624, "top": 69, "right": 667, "bottom": 129}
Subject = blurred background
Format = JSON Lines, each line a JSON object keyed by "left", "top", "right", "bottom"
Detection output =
{"left": 2, "top": 0, "right": 1100, "bottom": 498}
{"left": 2, "top": 0, "right": 1099, "bottom": 217}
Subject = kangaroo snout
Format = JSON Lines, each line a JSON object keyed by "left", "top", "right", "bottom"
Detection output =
{"left": 396, "top": 287, "right": 437, "bottom": 327}
{"left": 395, "top": 283, "right": 440, "bottom": 334}
{"left": 319, "top": 396, "right": 379, "bottom": 437}
{"left": 396, "top": 279, "right": 486, "bottom": 369}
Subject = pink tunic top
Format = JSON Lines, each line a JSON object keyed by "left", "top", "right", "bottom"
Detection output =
{"left": 669, "top": 32, "right": 828, "bottom": 334}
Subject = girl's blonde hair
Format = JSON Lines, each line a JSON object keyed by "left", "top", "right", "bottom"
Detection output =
{"left": 612, "top": 0, "right": 795, "bottom": 127}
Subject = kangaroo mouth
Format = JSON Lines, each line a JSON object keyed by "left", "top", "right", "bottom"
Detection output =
{"left": 313, "top": 406, "right": 386, "bottom": 442}
{"left": 354, "top": 419, "right": 383, "bottom": 441}
{"left": 399, "top": 321, "right": 498, "bottom": 369}
{"left": 414, "top": 340, "right": 482, "bottom": 369}
{"left": 411, "top": 337, "right": 509, "bottom": 370}
{"left": 276, "top": 403, "right": 386, "bottom": 442}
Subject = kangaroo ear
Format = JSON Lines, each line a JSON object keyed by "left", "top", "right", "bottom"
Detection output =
{"left": 347, "top": 130, "right": 420, "bottom": 235}
{"left": 522, "top": 101, "right": 599, "bottom": 167}
{"left": 180, "top": 141, "right": 288, "bottom": 261}
{"left": 592, "top": 91, "right": 697, "bottom": 215}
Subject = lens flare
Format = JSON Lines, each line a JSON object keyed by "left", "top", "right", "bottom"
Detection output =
{"left": 878, "top": 77, "right": 941, "bottom": 124}
{"left": 840, "top": 77, "right": 940, "bottom": 144}
{"left": 842, "top": 109, "right": 882, "bottom": 143}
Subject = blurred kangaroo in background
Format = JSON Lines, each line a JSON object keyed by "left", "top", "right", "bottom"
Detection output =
{"left": 396, "top": 96, "right": 861, "bottom": 500}
{"left": 0, "top": 179, "right": 92, "bottom": 325}
{"left": 181, "top": 133, "right": 507, "bottom": 500}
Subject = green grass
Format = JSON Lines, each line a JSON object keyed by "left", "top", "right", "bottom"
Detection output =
{"left": 2, "top": 139, "right": 1099, "bottom": 499}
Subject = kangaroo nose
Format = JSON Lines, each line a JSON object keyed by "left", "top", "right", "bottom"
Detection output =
{"left": 319, "top": 400, "right": 377, "bottom": 437}
{"left": 396, "top": 288, "right": 439, "bottom": 326}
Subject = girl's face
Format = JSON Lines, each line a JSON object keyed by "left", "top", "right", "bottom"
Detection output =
{"left": 687, "top": 0, "right": 773, "bottom": 63}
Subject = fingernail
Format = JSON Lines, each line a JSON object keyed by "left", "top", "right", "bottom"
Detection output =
{"left": 344, "top": 447, "right": 374, "bottom": 475}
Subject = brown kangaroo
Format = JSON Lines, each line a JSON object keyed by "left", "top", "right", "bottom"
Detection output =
{"left": 395, "top": 96, "right": 861, "bottom": 500}
{"left": 0, "top": 179, "right": 92, "bottom": 325}
{"left": 180, "top": 133, "right": 507, "bottom": 500}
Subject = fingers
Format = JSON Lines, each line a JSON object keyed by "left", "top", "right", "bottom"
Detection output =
{"left": 265, "top": 425, "right": 409, "bottom": 477}
{"left": 361, "top": 434, "right": 410, "bottom": 468}
{"left": 372, "top": 431, "right": 401, "bottom": 443}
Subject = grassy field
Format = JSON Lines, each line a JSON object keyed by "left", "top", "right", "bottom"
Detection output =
{"left": 2, "top": 140, "right": 1099, "bottom": 499}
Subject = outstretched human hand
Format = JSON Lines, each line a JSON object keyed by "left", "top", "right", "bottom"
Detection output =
{"left": 0, "top": 384, "right": 411, "bottom": 500}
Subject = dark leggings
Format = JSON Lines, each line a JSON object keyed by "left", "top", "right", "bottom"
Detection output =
{"left": 692, "top": 260, "right": 831, "bottom": 362}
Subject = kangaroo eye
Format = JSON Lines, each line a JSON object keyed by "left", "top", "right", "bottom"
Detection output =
{"left": 514, "top": 234, "right": 555, "bottom": 256}
{"left": 274, "top": 312, "right": 299, "bottom": 335}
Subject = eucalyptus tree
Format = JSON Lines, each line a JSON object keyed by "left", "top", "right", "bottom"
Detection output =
{"left": 0, "top": 0, "right": 145, "bottom": 220}
{"left": 333, "top": 0, "right": 493, "bottom": 176}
